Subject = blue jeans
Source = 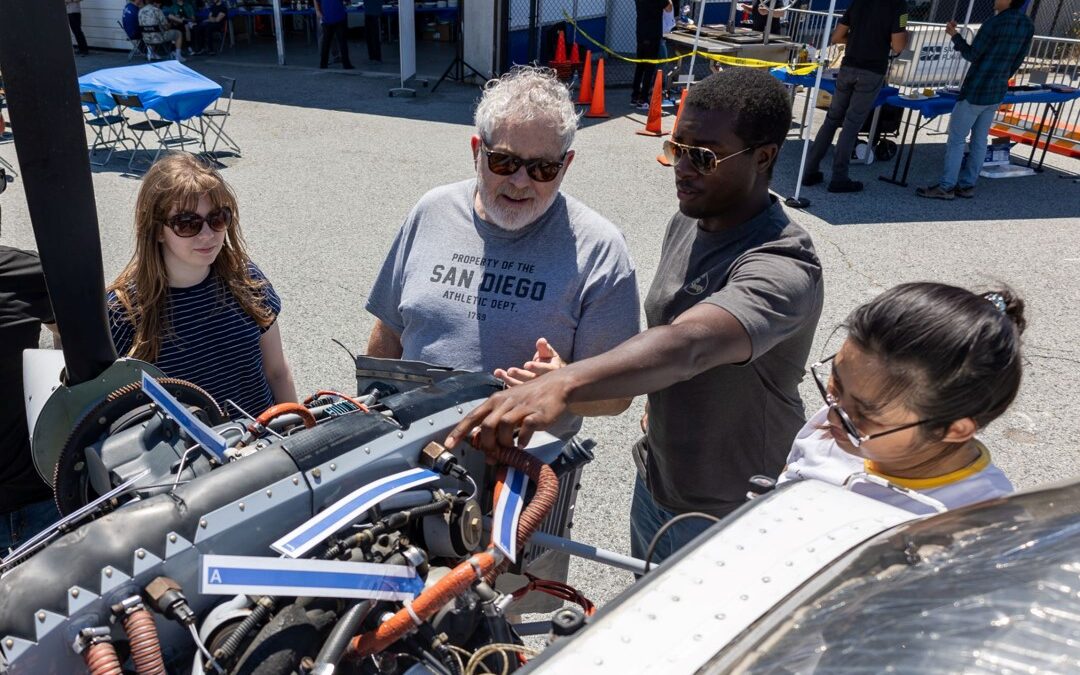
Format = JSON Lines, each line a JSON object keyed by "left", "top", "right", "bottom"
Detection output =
{"left": 939, "top": 99, "right": 999, "bottom": 190}
{"left": 629, "top": 475, "right": 723, "bottom": 569}
{"left": 0, "top": 500, "right": 60, "bottom": 553}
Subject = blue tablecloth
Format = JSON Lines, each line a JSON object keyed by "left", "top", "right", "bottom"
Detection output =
{"left": 885, "top": 88, "right": 1080, "bottom": 119}
{"left": 770, "top": 67, "right": 900, "bottom": 109}
{"left": 79, "top": 62, "right": 222, "bottom": 122}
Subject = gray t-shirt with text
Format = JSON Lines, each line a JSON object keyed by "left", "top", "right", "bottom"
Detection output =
{"left": 366, "top": 179, "right": 641, "bottom": 437}
{"left": 634, "top": 198, "right": 824, "bottom": 516}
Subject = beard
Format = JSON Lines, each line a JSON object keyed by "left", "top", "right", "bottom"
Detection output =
{"left": 475, "top": 170, "right": 556, "bottom": 231}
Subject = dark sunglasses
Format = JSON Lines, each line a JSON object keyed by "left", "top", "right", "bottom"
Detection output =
{"left": 164, "top": 207, "right": 232, "bottom": 238}
{"left": 481, "top": 144, "right": 567, "bottom": 183}
{"left": 662, "top": 139, "right": 751, "bottom": 175}
{"left": 810, "top": 354, "right": 942, "bottom": 448}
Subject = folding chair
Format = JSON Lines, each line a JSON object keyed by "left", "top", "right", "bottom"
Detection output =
{"left": 198, "top": 77, "right": 241, "bottom": 157}
{"left": 81, "top": 91, "right": 131, "bottom": 166}
{"left": 118, "top": 20, "right": 146, "bottom": 62}
{"left": 112, "top": 93, "right": 185, "bottom": 171}
{"left": 139, "top": 25, "right": 173, "bottom": 61}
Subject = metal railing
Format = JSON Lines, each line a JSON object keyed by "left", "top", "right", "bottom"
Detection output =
{"left": 783, "top": 7, "right": 1080, "bottom": 155}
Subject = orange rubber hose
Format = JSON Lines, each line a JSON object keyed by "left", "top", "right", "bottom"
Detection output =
{"left": 122, "top": 608, "right": 166, "bottom": 675}
{"left": 83, "top": 641, "right": 123, "bottom": 675}
{"left": 250, "top": 403, "right": 317, "bottom": 432}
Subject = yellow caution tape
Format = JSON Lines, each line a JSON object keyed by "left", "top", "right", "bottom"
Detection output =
{"left": 561, "top": 13, "right": 818, "bottom": 75}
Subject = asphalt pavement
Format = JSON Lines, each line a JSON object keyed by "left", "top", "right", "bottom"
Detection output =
{"left": 2, "top": 52, "right": 1078, "bottom": 609}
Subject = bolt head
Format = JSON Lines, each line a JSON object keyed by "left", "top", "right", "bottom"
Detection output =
{"left": 266, "top": 489, "right": 273, "bottom": 497}
{"left": 199, "top": 518, "right": 208, "bottom": 528}
{"left": 238, "top": 502, "right": 245, "bottom": 511}
{"left": 168, "top": 534, "right": 177, "bottom": 543}
{"left": 70, "top": 589, "right": 79, "bottom": 598}
{"left": 329, "top": 463, "right": 337, "bottom": 471}
{"left": 5, "top": 639, "right": 13, "bottom": 648}
{"left": 136, "top": 549, "right": 146, "bottom": 559}
{"left": 37, "top": 612, "right": 46, "bottom": 622}
{"left": 292, "top": 477, "right": 300, "bottom": 485}
{"left": 104, "top": 567, "right": 113, "bottom": 577}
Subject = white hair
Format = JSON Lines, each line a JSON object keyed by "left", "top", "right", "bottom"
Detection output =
{"left": 474, "top": 66, "right": 580, "bottom": 153}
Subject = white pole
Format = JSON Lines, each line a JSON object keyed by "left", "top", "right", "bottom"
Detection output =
{"left": 787, "top": 0, "right": 838, "bottom": 208}
{"left": 684, "top": 0, "right": 708, "bottom": 87}
{"left": 272, "top": 0, "right": 285, "bottom": 65}
{"left": 963, "top": 0, "right": 975, "bottom": 25}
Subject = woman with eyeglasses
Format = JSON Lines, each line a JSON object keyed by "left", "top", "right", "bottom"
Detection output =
{"left": 107, "top": 153, "right": 297, "bottom": 416}
{"left": 777, "top": 282, "right": 1022, "bottom": 513}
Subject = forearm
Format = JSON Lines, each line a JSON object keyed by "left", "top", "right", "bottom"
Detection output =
{"left": 268, "top": 366, "right": 298, "bottom": 404}
{"left": 557, "top": 319, "right": 747, "bottom": 405}
{"left": 568, "top": 397, "right": 633, "bottom": 417}
{"left": 366, "top": 319, "right": 404, "bottom": 358}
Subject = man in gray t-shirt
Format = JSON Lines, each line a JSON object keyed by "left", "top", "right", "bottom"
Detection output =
{"left": 365, "top": 67, "right": 640, "bottom": 439}
{"left": 447, "top": 68, "right": 824, "bottom": 567}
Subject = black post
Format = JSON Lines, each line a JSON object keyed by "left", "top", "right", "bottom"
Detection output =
{"left": 527, "top": 0, "right": 540, "bottom": 62}
{"left": 0, "top": 0, "right": 117, "bottom": 385}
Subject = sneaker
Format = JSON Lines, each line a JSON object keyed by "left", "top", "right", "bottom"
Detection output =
{"left": 828, "top": 178, "right": 863, "bottom": 193}
{"left": 187, "top": 47, "right": 195, "bottom": 56}
{"left": 954, "top": 185, "right": 975, "bottom": 199}
{"left": 915, "top": 185, "right": 955, "bottom": 200}
{"left": 802, "top": 170, "right": 824, "bottom": 186}
{"left": 636, "top": 101, "right": 651, "bottom": 111}
{"left": 174, "top": 50, "right": 185, "bottom": 63}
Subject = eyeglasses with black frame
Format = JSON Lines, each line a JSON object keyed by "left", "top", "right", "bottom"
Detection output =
{"left": 810, "top": 354, "right": 943, "bottom": 448}
{"left": 480, "top": 143, "right": 567, "bottom": 183}
{"left": 661, "top": 139, "right": 752, "bottom": 175}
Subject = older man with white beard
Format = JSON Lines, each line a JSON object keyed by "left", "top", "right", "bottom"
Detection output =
{"left": 365, "top": 66, "right": 641, "bottom": 440}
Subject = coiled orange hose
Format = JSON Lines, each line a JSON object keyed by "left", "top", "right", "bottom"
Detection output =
{"left": 83, "top": 641, "right": 123, "bottom": 675}
{"left": 122, "top": 608, "right": 166, "bottom": 675}
{"left": 348, "top": 439, "right": 559, "bottom": 657}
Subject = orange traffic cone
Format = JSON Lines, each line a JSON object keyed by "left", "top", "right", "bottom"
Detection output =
{"left": 657, "top": 88, "right": 688, "bottom": 165}
{"left": 553, "top": 30, "right": 568, "bottom": 64}
{"left": 637, "top": 71, "right": 668, "bottom": 137}
{"left": 576, "top": 50, "right": 593, "bottom": 105}
{"left": 585, "top": 58, "right": 608, "bottom": 118}
{"left": 569, "top": 42, "right": 581, "bottom": 65}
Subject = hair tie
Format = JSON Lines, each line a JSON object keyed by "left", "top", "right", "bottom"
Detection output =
{"left": 984, "top": 292, "right": 1007, "bottom": 314}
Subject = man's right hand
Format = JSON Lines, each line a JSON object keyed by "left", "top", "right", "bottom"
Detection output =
{"left": 945, "top": 20, "right": 958, "bottom": 36}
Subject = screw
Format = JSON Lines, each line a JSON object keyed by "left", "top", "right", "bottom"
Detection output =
{"left": 266, "top": 489, "right": 273, "bottom": 497}
{"left": 238, "top": 502, "right": 245, "bottom": 511}
{"left": 312, "top": 468, "right": 322, "bottom": 479}
{"left": 137, "top": 550, "right": 146, "bottom": 559}
{"left": 4, "top": 639, "right": 13, "bottom": 648}
{"left": 716, "top": 560, "right": 725, "bottom": 567}
{"left": 70, "top": 589, "right": 80, "bottom": 598}
{"left": 199, "top": 519, "right": 208, "bottom": 528}
{"left": 37, "top": 612, "right": 46, "bottom": 622}
{"left": 456, "top": 407, "right": 462, "bottom": 414}
{"left": 762, "top": 577, "right": 771, "bottom": 583}
{"left": 715, "top": 613, "right": 726, "bottom": 620}
{"left": 329, "top": 463, "right": 337, "bottom": 471}
{"left": 104, "top": 567, "right": 113, "bottom": 577}
{"left": 397, "top": 432, "right": 404, "bottom": 439}
{"left": 365, "top": 447, "right": 371, "bottom": 454}
{"left": 98, "top": 416, "right": 107, "bottom": 425}
{"left": 169, "top": 534, "right": 177, "bottom": 543}
{"left": 292, "top": 477, "right": 299, "bottom": 485}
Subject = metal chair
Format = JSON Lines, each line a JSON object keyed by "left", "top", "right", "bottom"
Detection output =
{"left": 81, "top": 91, "right": 131, "bottom": 166}
{"left": 118, "top": 20, "right": 146, "bottom": 62}
{"left": 138, "top": 24, "right": 173, "bottom": 61}
{"left": 198, "top": 77, "right": 240, "bottom": 157}
{"left": 112, "top": 93, "right": 184, "bottom": 171}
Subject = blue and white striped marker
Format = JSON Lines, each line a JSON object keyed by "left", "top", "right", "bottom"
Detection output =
{"left": 141, "top": 371, "right": 227, "bottom": 461}
{"left": 200, "top": 555, "right": 423, "bottom": 601}
{"left": 492, "top": 467, "right": 528, "bottom": 563}
{"left": 271, "top": 467, "right": 440, "bottom": 558}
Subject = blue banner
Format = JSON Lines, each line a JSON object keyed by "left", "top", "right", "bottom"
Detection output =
{"left": 141, "top": 372, "right": 228, "bottom": 461}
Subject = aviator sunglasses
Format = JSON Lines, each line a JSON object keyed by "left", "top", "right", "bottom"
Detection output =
{"left": 164, "top": 207, "right": 233, "bottom": 238}
{"left": 481, "top": 144, "right": 567, "bottom": 183}
{"left": 662, "top": 139, "right": 751, "bottom": 175}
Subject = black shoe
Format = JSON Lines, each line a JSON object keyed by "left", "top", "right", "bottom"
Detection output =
{"left": 319, "top": 64, "right": 328, "bottom": 69}
{"left": 915, "top": 185, "right": 955, "bottom": 200}
{"left": 802, "top": 170, "right": 824, "bottom": 186}
{"left": 954, "top": 186, "right": 975, "bottom": 199}
{"left": 343, "top": 64, "right": 356, "bottom": 70}
{"left": 828, "top": 178, "right": 864, "bottom": 193}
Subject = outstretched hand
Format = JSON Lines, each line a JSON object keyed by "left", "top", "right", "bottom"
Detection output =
{"left": 445, "top": 367, "right": 571, "bottom": 452}
{"left": 493, "top": 337, "right": 566, "bottom": 387}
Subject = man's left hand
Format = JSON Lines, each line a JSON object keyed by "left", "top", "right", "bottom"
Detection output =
{"left": 494, "top": 337, "right": 565, "bottom": 387}
{"left": 945, "top": 20, "right": 958, "bottom": 36}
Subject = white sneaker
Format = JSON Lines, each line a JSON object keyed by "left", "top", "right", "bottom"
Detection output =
{"left": 174, "top": 50, "right": 185, "bottom": 62}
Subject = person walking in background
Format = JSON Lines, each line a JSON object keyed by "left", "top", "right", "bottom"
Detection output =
{"left": 917, "top": 0, "right": 1034, "bottom": 200}
{"left": 363, "top": 0, "right": 382, "bottom": 64}
{"left": 801, "top": 0, "right": 908, "bottom": 193}
{"left": 66, "top": 0, "right": 90, "bottom": 56}
{"left": 315, "top": 0, "right": 354, "bottom": 70}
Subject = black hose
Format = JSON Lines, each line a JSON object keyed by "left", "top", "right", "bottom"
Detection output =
{"left": 211, "top": 598, "right": 275, "bottom": 668}
{"left": 312, "top": 600, "right": 374, "bottom": 668}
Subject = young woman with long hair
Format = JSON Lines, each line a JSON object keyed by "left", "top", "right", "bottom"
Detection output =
{"left": 108, "top": 153, "right": 296, "bottom": 416}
